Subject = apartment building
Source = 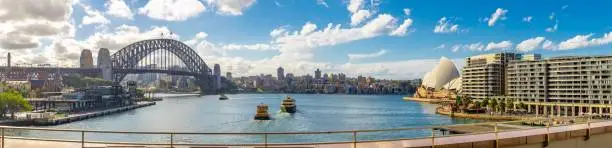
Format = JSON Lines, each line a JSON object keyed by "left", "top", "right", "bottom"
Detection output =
{"left": 506, "top": 56, "right": 612, "bottom": 116}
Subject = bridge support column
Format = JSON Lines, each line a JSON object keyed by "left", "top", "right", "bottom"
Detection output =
{"left": 102, "top": 67, "right": 112, "bottom": 81}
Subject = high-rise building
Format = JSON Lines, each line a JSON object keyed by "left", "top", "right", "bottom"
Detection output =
{"left": 277, "top": 67, "right": 284, "bottom": 81}
{"left": 506, "top": 55, "right": 612, "bottom": 116}
{"left": 315, "top": 69, "right": 321, "bottom": 79}
{"left": 461, "top": 52, "right": 522, "bottom": 99}
{"left": 6, "top": 52, "right": 10, "bottom": 67}
{"left": 80, "top": 49, "right": 94, "bottom": 68}
{"left": 214, "top": 64, "right": 221, "bottom": 89}
{"left": 226, "top": 72, "right": 232, "bottom": 81}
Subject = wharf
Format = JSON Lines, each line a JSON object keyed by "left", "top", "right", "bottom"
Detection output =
{"left": 34, "top": 102, "right": 156, "bottom": 126}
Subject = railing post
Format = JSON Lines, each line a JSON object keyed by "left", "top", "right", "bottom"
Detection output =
{"left": 352, "top": 131, "right": 357, "bottom": 148}
{"left": 81, "top": 131, "right": 85, "bottom": 148}
{"left": 264, "top": 133, "right": 268, "bottom": 148}
{"left": 431, "top": 128, "right": 435, "bottom": 148}
{"left": 494, "top": 123, "right": 499, "bottom": 148}
{"left": 2, "top": 127, "right": 4, "bottom": 148}
{"left": 544, "top": 119, "right": 550, "bottom": 147}
{"left": 170, "top": 133, "right": 174, "bottom": 148}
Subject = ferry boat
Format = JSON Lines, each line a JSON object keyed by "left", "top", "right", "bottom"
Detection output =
{"left": 254, "top": 103, "right": 270, "bottom": 120}
{"left": 219, "top": 94, "right": 229, "bottom": 100}
{"left": 280, "top": 96, "right": 297, "bottom": 113}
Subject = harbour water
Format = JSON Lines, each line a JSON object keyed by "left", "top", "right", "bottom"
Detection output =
{"left": 12, "top": 94, "right": 482, "bottom": 144}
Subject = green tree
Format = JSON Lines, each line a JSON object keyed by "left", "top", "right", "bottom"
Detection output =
{"left": 490, "top": 99, "right": 498, "bottom": 113}
{"left": 482, "top": 98, "right": 490, "bottom": 111}
{"left": 505, "top": 99, "right": 514, "bottom": 112}
{"left": 475, "top": 101, "right": 482, "bottom": 109}
{"left": 455, "top": 96, "right": 462, "bottom": 106}
{"left": 0, "top": 91, "right": 32, "bottom": 119}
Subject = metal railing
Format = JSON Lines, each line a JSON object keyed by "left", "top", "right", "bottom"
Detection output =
{"left": 0, "top": 114, "right": 609, "bottom": 147}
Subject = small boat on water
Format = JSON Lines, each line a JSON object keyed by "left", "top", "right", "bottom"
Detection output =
{"left": 219, "top": 94, "right": 229, "bottom": 100}
{"left": 254, "top": 103, "right": 270, "bottom": 120}
{"left": 280, "top": 96, "right": 297, "bottom": 113}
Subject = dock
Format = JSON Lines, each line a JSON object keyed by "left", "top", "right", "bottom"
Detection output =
{"left": 34, "top": 102, "right": 156, "bottom": 126}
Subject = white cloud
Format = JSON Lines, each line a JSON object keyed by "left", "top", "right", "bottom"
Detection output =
{"left": 316, "top": 0, "right": 329, "bottom": 7}
{"left": 561, "top": 5, "right": 568, "bottom": 10}
{"left": 546, "top": 20, "right": 558, "bottom": 32}
{"left": 138, "top": 0, "right": 206, "bottom": 21}
{"left": 80, "top": 4, "right": 110, "bottom": 26}
{"left": 105, "top": 0, "right": 134, "bottom": 19}
{"left": 270, "top": 27, "right": 287, "bottom": 37}
{"left": 85, "top": 25, "right": 179, "bottom": 52}
{"left": 516, "top": 37, "right": 545, "bottom": 52}
{"left": 465, "top": 42, "right": 485, "bottom": 51}
{"left": 348, "top": 49, "right": 387, "bottom": 61}
{"left": 557, "top": 32, "right": 612, "bottom": 50}
{"left": 485, "top": 40, "right": 513, "bottom": 50}
{"left": 487, "top": 8, "right": 508, "bottom": 27}
{"left": 434, "top": 17, "right": 459, "bottom": 33}
{"left": 347, "top": 0, "right": 364, "bottom": 14}
{"left": 389, "top": 19, "right": 413, "bottom": 36}
{"left": 542, "top": 40, "right": 556, "bottom": 50}
{"left": 450, "top": 41, "right": 512, "bottom": 52}
{"left": 221, "top": 43, "right": 277, "bottom": 51}
{"left": 403, "top": 8, "right": 411, "bottom": 16}
{"left": 522, "top": 16, "right": 533, "bottom": 23}
{"left": 434, "top": 44, "right": 446, "bottom": 50}
{"left": 272, "top": 14, "right": 397, "bottom": 53}
{"left": 451, "top": 45, "right": 460, "bottom": 52}
{"left": 549, "top": 12, "right": 555, "bottom": 20}
{"left": 195, "top": 32, "right": 208, "bottom": 39}
{"left": 300, "top": 22, "right": 318, "bottom": 35}
{"left": 350, "top": 10, "right": 372, "bottom": 26}
{"left": 206, "top": 0, "right": 256, "bottom": 16}
{"left": 0, "top": 0, "right": 75, "bottom": 64}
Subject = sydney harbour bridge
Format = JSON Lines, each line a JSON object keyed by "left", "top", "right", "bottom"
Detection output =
{"left": 0, "top": 39, "right": 223, "bottom": 94}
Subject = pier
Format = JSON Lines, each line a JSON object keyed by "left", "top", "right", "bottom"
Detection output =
{"left": 33, "top": 102, "right": 156, "bottom": 126}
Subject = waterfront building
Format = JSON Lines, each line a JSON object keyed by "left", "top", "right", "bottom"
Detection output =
{"left": 277, "top": 67, "right": 284, "bottom": 81}
{"left": 80, "top": 49, "right": 94, "bottom": 68}
{"left": 413, "top": 57, "right": 461, "bottom": 99}
{"left": 315, "top": 69, "right": 321, "bottom": 79}
{"left": 461, "top": 53, "right": 524, "bottom": 99}
{"left": 506, "top": 55, "right": 612, "bottom": 116}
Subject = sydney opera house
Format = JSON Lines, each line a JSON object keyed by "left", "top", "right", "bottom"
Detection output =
{"left": 413, "top": 57, "right": 461, "bottom": 100}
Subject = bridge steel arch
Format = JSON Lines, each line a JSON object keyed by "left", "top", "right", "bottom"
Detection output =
{"left": 110, "top": 39, "right": 214, "bottom": 93}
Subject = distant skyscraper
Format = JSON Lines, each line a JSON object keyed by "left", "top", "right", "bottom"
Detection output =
{"left": 214, "top": 64, "right": 221, "bottom": 89}
{"left": 315, "top": 69, "right": 321, "bottom": 79}
{"left": 6, "top": 52, "right": 10, "bottom": 67}
{"left": 80, "top": 49, "right": 94, "bottom": 68}
{"left": 226, "top": 72, "right": 232, "bottom": 81}
{"left": 277, "top": 67, "right": 284, "bottom": 81}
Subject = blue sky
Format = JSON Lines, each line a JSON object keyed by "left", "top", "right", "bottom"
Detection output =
{"left": 2, "top": 0, "right": 612, "bottom": 79}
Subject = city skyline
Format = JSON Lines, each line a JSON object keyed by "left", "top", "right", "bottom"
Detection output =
{"left": 2, "top": 0, "right": 612, "bottom": 80}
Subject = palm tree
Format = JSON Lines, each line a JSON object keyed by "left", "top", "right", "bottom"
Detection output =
{"left": 482, "top": 98, "right": 490, "bottom": 112}
{"left": 490, "top": 99, "right": 498, "bottom": 113}
{"left": 505, "top": 99, "right": 514, "bottom": 113}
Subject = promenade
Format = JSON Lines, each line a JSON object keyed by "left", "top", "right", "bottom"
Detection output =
{"left": 0, "top": 115, "right": 610, "bottom": 148}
